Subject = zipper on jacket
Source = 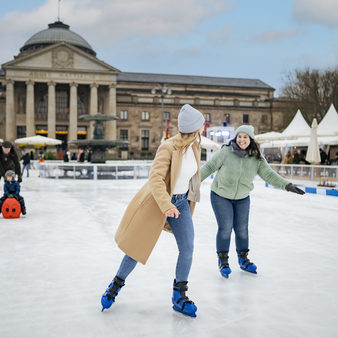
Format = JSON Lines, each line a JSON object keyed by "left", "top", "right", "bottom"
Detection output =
{"left": 234, "top": 157, "right": 243, "bottom": 199}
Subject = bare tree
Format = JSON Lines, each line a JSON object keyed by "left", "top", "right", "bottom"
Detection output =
{"left": 281, "top": 68, "right": 338, "bottom": 124}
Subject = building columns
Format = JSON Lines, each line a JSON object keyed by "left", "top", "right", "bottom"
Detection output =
{"left": 5, "top": 79, "right": 16, "bottom": 141}
{"left": 89, "top": 83, "right": 98, "bottom": 139}
{"left": 105, "top": 84, "right": 117, "bottom": 140}
{"left": 69, "top": 82, "right": 78, "bottom": 141}
{"left": 48, "top": 81, "right": 56, "bottom": 138}
{"left": 26, "top": 80, "right": 35, "bottom": 137}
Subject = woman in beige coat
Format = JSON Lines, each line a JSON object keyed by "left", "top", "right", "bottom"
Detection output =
{"left": 101, "top": 104, "right": 205, "bottom": 318}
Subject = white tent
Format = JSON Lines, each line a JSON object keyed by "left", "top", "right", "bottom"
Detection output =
{"left": 260, "top": 135, "right": 338, "bottom": 148}
{"left": 281, "top": 109, "right": 311, "bottom": 138}
{"left": 201, "top": 136, "right": 221, "bottom": 150}
{"left": 255, "top": 131, "right": 283, "bottom": 143}
{"left": 317, "top": 104, "right": 338, "bottom": 136}
{"left": 15, "top": 135, "right": 62, "bottom": 146}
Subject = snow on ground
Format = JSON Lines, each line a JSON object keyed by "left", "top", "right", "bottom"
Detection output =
{"left": 0, "top": 174, "right": 337, "bottom": 338}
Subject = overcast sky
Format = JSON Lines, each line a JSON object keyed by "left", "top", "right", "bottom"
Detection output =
{"left": 0, "top": 0, "right": 337, "bottom": 95}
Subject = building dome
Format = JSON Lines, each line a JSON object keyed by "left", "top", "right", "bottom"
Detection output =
{"left": 20, "top": 21, "right": 96, "bottom": 56}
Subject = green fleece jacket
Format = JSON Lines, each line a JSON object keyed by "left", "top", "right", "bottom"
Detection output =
{"left": 200, "top": 145, "right": 289, "bottom": 200}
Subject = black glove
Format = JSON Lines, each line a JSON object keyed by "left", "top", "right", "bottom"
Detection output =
{"left": 18, "top": 176, "right": 22, "bottom": 183}
{"left": 285, "top": 183, "right": 305, "bottom": 195}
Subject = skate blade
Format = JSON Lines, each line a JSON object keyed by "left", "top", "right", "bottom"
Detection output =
{"left": 172, "top": 305, "right": 197, "bottom": 318}
{"left": 240, "top": 267, "right": 257, "bottom": 274}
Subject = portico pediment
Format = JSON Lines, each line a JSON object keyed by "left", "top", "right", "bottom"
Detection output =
{"left": 2, "top": 42, "right": 120, "bottom": 74}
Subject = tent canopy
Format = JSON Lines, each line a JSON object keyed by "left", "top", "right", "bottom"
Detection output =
{"left": 281, "top": 109, "right": 311, "bottom": 138}
{"left": 14, "top": 135, "right": 62, "bottom": 146}
{"left": 255, "top": 131, "right": 283, "bottom": 142}
{"left": 201, "top": 136, "right": 221, "bottom": 150}
{"left": 317, "top": 104, "right": 338, "bottom": 136}
{"left": 260, "top": 135, "right": 338, "bottom": 148}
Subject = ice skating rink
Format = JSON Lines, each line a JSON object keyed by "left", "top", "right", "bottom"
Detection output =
{"left": 0, "top": 176, "right": 337, "bottom": 338}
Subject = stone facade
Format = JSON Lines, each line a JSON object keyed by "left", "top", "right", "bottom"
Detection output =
{"left": 0, "top": 23, "right": 289, "bottom": 160}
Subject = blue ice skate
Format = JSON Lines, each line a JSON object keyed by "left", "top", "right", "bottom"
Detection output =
{"left": 172, "top": 280, "right": 197, "bottom": 318}
{"left": 218, "top": 252, "right": 231, "bottom": 278}
{"left": 101, "top": 276, "right": 125, "bottom": 312}
{"left": 238, "top": 250, "right": 257, "bottom": 274}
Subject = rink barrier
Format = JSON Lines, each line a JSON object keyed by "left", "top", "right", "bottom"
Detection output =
{"left": 265, "top": 183, "right": 338, "bottom": 197}
{"left": 269, "top": 164, "right": 338, "bottom": 184}
{"left": 38, "top": 162, "right": 153, "bottom": 180}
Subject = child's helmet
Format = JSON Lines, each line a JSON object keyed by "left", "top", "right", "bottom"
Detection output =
{"left": 4, "top": 170, "right": 15, "bottom": 179}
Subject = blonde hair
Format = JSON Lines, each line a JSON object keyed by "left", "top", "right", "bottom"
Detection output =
{"left": 174, "top": 131, "right": 201, "bottom": 153}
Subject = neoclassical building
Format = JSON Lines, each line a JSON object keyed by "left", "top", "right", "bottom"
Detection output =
{"left": 0, "top": 21, "right": 287, "bottom": 159}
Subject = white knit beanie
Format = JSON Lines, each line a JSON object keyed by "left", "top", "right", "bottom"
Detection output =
{"left": 178, "top": 104, "right": 205, "bottom": 133}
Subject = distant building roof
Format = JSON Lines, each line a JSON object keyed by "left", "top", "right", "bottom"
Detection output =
{"left": 20, "top": 21, "right": 95, "bottom": 56}
{"left": 118, "top": 72, "right": 273, "bottom": 90}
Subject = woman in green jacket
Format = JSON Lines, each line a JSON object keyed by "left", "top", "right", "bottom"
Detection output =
{"left": 200, "top": 125, "right": 304, "bottom": 278}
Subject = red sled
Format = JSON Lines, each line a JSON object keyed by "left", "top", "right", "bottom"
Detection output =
{"left": 1, "top": 198, "right": 21, "bottom": 219}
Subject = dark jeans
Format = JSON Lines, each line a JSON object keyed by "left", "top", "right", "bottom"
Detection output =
{"left": 116, "top": 192, "right": 194, "bottom": 282}
{"left": 210, "top": 190, "right": 250, "bottom": 253}
{"left": 22, "top": 164, "right": 30, "bottom": 177}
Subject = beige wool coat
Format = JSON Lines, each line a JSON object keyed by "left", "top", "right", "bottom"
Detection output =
{"left": 115, "top": 134, "right": 201, "bottom": 264}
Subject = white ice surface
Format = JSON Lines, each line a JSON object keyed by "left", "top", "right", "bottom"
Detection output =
{"left": 0, "top": 174, "right": 338, "bottom": 338}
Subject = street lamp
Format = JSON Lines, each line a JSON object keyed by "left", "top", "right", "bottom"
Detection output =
{"left": 151, "top": 84, "right": 172, "bottom": 139}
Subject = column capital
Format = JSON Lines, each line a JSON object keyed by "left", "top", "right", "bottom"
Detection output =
{"left": 108, "top": 84, "right": 116, "bottom": 89}
{"left": 25, "top": 80, "right": 35, "bottom": 86}
{"left": 6, "top": 79, "right": 14, "bottom": 85}
{"left": 48, "top": 81, "right": 56, "bottom": 87}
{"left": 70, "top": 82, "right": 78, "bottom": 88}
{"left": 90, "top": 82, "right": 99, "bottom": 88}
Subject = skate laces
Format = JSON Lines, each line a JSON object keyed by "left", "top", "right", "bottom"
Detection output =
{"left": 218, "top": 253, "right": 229, "bottom": 269}
{"left": 240, "top": 252, "right": 253, "bottom": 266}
{"left": 105, "top": 279, "right": 125, "bottom": 300}
{"left": 174, "top": 285, "right": 195, "bottom": 306}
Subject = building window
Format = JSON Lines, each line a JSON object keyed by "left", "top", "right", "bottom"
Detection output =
{"left": 17, "top": 126, "right": 26, "bottom": 138}
{"left": 120, "top": 110, "right": 128, "bottom": 120}
{"left": 36, "top": 125, "right": 48, "bottom": 135}
{"left": 56, "top": 126, "right": 68, "bottom": 141}
{"left": 224, "top": 113, "right": 230, "bottom": 126}
{"left": 262, "top": 114, "right": 268, "bottom": 124}
{"left": 243, "top": 114, "right": 249, "bottom": 123}
{"left": 37, "top": 94, "right": 48, "bottom": 115}
{"left": 77, "top": 95, "right": 85, "bottom": 115}
{"left": 163, "top": 112, "right": 170, "bottom": 120}
{"left": 120, "top": 129, "right": 129, "bottom": 150}
{"left": 120, "top": 129, "right": 128, "bottom": 141}
{"left": 141, "top": 130, "right": 149, "bottom": 150}
{"left": 56, "top": 90, "right": 69, "bottom": 115}
{"left": 205, "top": 113, "right": 211, "bottom": 122}
{"left": 142, "top": 111, "right": 150, "bottom": 121}
{"left": 77, "top": 126, "right": 87, "bottom": 140}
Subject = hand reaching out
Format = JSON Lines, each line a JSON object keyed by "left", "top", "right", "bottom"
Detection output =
{"left": 165, "top": 207, "right": 180, "bottom": 218}
{"left": 285, "top": 183, "right": 305, "bottom": 195}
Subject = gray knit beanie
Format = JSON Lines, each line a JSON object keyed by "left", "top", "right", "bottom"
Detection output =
{"left": 235, "top": 125, "right": 255, "bottom": 139}
{"left": 5, "top": 170, "right": 15, "bottom": 178}
{"left": 178, "top": 104, "right": 205, "bottom": 133}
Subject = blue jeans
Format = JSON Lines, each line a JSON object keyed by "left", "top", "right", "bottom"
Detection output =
{"left": 116, "top": 192, "right": 194, "bottom": 282}
{"left": 210, "top": 190, "right": 250, "bottom": 253}
{"left": 22, "top": 164, "right": 30, "bottom": 177}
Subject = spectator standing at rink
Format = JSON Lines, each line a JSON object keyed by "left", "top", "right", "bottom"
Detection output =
{"left": 0, "top": 141, "right": 22, "bottom": 182}
{"left": 21, "top": 152, "right": 31, "bottom": 178}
